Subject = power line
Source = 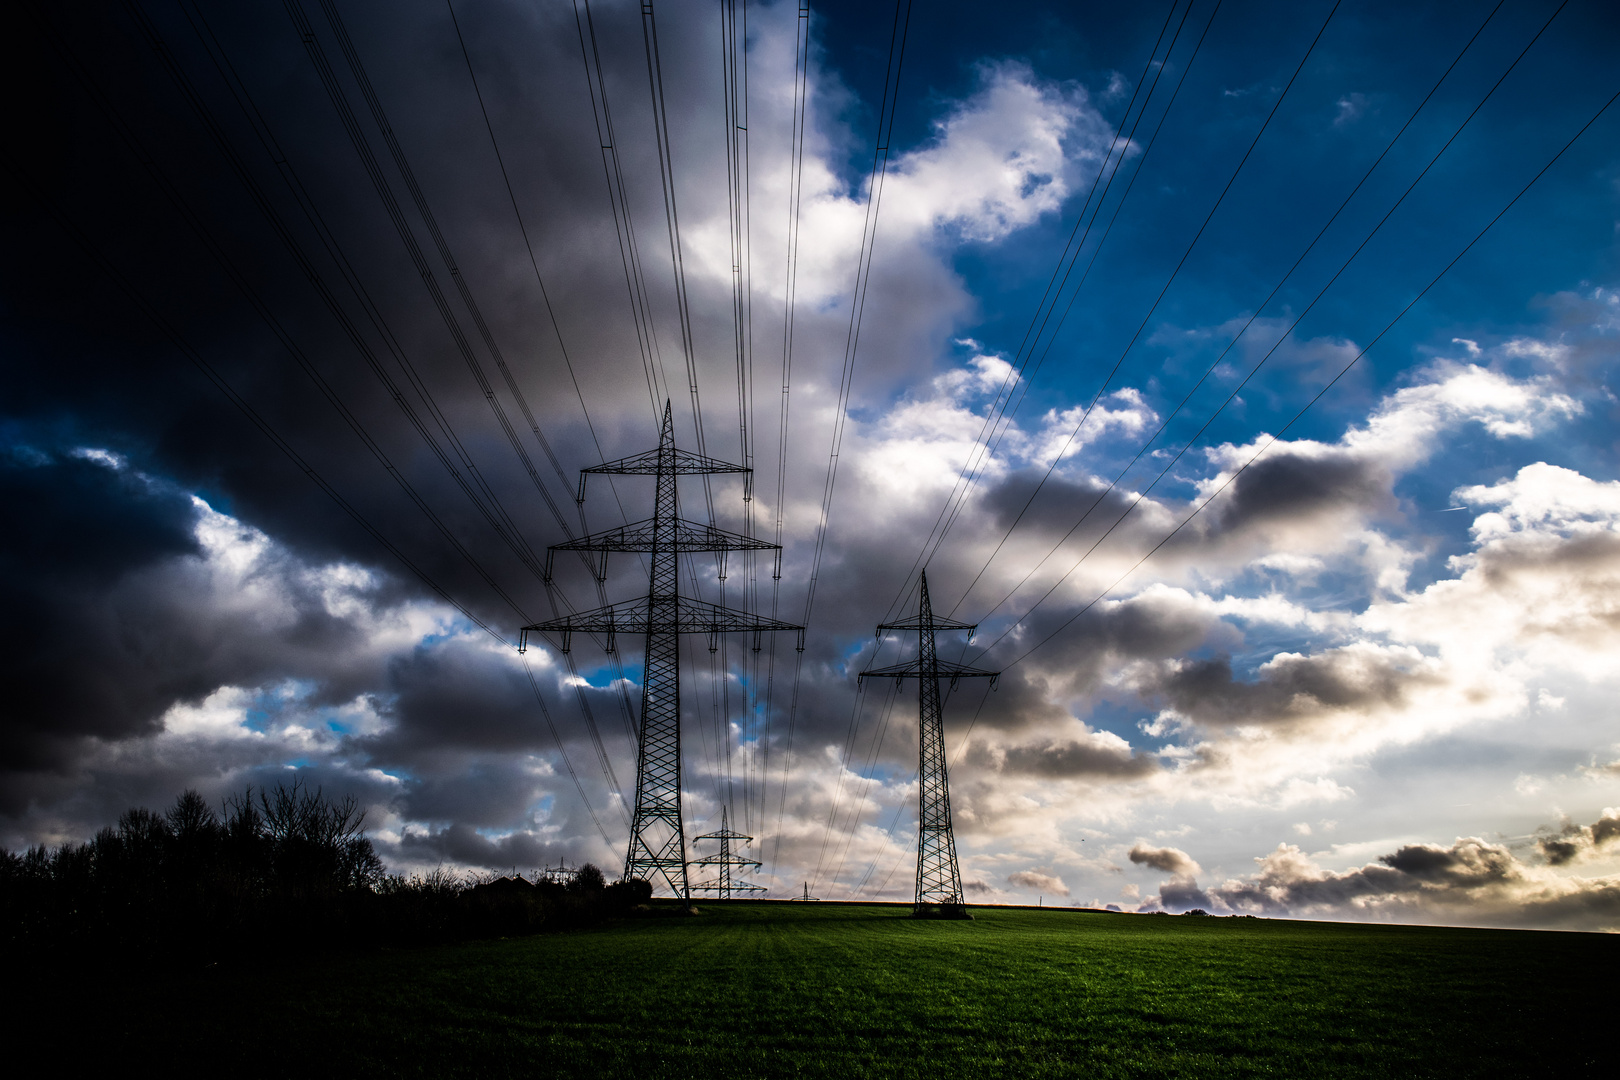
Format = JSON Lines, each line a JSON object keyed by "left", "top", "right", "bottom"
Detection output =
{"left": 573, "top": 0, "right": 674, "bottom": 421}
{"left": 840, "top": 0, "right": 1531, "bottom": 889}
{"left": 313, "top": 0, "right": 583, "bottom": 524}
{"left": 719, "top": 0, "right": 762, "bottom": 835}
{"left": 152, "top": 0, "right": 554, "bottom": 600}
{"left": 985, "top": 76, "right": 1617, "bottom": 676}
{"left": 757, "top": 0, "right": 811, "bottom": 862}
{"left": 443, "top": 0, "right": 621, "bottom": 493}
{"left": 831, "top": 0, "right": 1213, "bottom": 890}
{"left": 285, "top": 0, "right": 581, "bottom": 541}
{"left": 288, "top": 0, "right": 636, "bottom": 798}
{"left": 446, "top": 0, "right": 649, "bottom": 766}
{"left": 852, "top": 670, "right": 989, "bottom": 898}
{"left": 640, "top": 0, "right": 715, "bottom": 493}
{"left": 1, "top": 149, "right": 617, "bottom": 850}
{"left": 949, "top": 0, "right": 1513, "bottom": 634}
{"left": 156, "top": 0, "right": 632, "bottom": 815}
{"left": 138, "top": 0, "right": 632, "bottom": 821}
{"left": 770, "top": 0, "right": 914, "bottom": 877}
{"left": 808, "top": 674, "right": 878, "bottom": 885}
{"left": 824, "top": 672, "right": 905, "bottom": 889}
{"left": 522, "top": 655, "right": 619, "bottom": 847}
{"left": 930, "top": 0, "right": 1230, "bottom": 622}
{"left": 932, "top": 0, "right": 1338, "bottom": 622}
{"left": 968, "top": 0, "right": 1573, "bottom": 663}
{"left": 45, "top": 3, "right": 538, "bottom": 629}
{"left": 881, "top": 0, "right": 1202, "bottom": 625}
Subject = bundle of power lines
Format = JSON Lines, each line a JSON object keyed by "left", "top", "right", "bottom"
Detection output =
{"left": 11, "top": 0, "right": 1613, "bottom": 898}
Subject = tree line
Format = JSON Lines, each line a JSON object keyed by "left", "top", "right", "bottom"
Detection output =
{"left": 0, "top": 781, "right": 651, "bottom": 963}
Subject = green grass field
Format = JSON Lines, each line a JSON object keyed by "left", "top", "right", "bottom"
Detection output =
{"left": 46, "top": 902, "right": 1615, "bottom": 1077}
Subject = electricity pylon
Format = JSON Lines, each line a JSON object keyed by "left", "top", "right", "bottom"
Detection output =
{"left": 692, "top": 806, "right": 765, "bottom": 898}
{"left": 520, "top": 402, "right": 803, "bottom": 902}
{"left": 860, "top": 570, "right": 997, "bottom": 915}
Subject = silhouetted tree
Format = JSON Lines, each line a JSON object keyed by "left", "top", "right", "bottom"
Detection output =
{"left": 568, "top": 863, "right": 606, "bottom": 897}
{"left": 2, "top": 785, "right": 642, "bottom": 960}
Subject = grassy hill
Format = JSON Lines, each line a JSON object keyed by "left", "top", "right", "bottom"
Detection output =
{"left": 35, "top": 902, "right": 1613, "bottom": 1077}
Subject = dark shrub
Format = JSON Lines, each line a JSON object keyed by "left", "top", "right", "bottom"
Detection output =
{"left": 463, "top": 875, "right": 548, "bottom": 935}
{"left": 604, "top": 878, "right": 653, "bottom": 910}
{"left": 568, "top": 863, "right": 606, "bottom": 896}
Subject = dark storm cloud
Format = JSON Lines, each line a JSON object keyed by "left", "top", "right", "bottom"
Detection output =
{"left": 3, "top": 0, "right": 754, "bottom": 616}
{"left": 395, "top": 821, "right": 553, "bottom": 871}
{"left": 1157, "top": 877, "right": 1214, "bottom": 912}
{"left": 0, "top": 442, "right": 403, "bottom": 788}
{"left": 980, "top": 470, "right": 1138, "bottom": 540}
{"left": 1472, "top": 529, "right": 1620, "bottom": 595}
{"left": 1141, "top": 647, "right": 1437, "bottom": 729}
{"left": 1535, "top": 811, "right": 1620, "bottom": 867}
{"left": 366, "top": 639, "right": 553, "bottom": 758}
{"left": 1593, "top": 814, "right": 1620, "bottom": 848}
{"left": 1127, "top": 843, "right": 1200, "bottom": 877}
{"left": 1196, "top": 447, "right": 1395, "bottom": 541}
{"left": 0, "top": 446, "right": 200, "bottom": 771}
{"left": 1208, "top": 839, "right": 1516, "bottom": 912}
{"left": 1537, "top": 834, "right": 1581, "bottom": 867}
{"left": 970, "top": 587, "right": 1231, "bottom": 717}
{"left": 0, "top": 440, "right": 428, "bottom": 823}
{"left": 1129, "top": 843, "right": 1210, "bottom": 913}
{"left": 1147, "top": 813, "right": 1620, "bottom": 928}
{"left": 967, "top": 736, "right": 1158, "bottom": 779}
{"left": 0, "top": 0, "right": 756, "bottom": 841}
{"left": 2, "top": 0, "right": 992, "bottom": 861}
{"left": 1006, "top": 869, "right": 1068, "bottom": 895}
{"left": 395, "top": 760, "right": 554, "bottom": 830}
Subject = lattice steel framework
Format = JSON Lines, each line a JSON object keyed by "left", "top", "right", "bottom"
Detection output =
{"left": 692, "top": 806, "right": 765, "bottom": 898}
{"left": 520, "top": 403, "right": 802, "bottom": 902}
{"left": 860, "top": 571, "right": 997, "bottom": 912}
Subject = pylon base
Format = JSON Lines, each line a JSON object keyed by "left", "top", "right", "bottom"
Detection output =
{"left": 912, "top": 904, "right": 974, "bottom": 920}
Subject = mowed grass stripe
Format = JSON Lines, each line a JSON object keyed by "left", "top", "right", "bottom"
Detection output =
{"left": 42, "top": 903, "right": 1613, "bottom": 1077}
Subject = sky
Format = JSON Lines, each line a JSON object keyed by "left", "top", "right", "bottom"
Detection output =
{"left": 4, "top": 0, "right": 1620, "bottom": 929}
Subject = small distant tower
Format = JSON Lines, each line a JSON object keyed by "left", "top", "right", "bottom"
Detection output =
{"left": 860, "top": 570, "right": 997, "bottom": 916}
{"left": 692, "top": 806, "right": 765, "bottom": 899}
{"left": 788, "top": 882, "right": 820, "bottom": 901}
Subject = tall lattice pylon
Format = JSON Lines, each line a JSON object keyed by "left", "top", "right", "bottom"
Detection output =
{"left": 692, "top": 806, "right": 765, "bottom": 898}
{"left": 860, "top": 571, "right": 997, "bottom": 914}
{"left": 520, "top": 403, "right": 803, "bottom": 902}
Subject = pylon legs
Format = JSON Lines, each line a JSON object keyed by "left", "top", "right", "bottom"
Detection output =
{"left": 914, "top": 673, "right": 965, "bottom": 912}
{"left": 624, "top": 625, "right": 689, "bottom": 902}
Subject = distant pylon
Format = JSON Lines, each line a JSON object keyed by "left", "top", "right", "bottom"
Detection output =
{"left": 520, "top": 403, "right": 804, "bottom": 903}
{"left": 788, "top": 881, "right": 820, "bottom": 901}
{"left": 860, "top": 570, "right": 997, "bottom": 915}
{"left": 692, "top": 806, "right": 765, "bottom": 898}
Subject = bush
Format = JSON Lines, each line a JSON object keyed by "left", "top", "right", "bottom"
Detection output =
{"left": 604, "top": 877, "right": 653, "bottom": 910}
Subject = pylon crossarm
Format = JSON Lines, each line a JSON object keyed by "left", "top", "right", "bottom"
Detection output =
{"left": 552, "top": 516, "right": 779, "bottom": 555}
{"left": 859, "top": 660, "right": 999, "bottom": 680}
{"left": 524, "top": 596, "right": 803, "bottom": 640}
{"left": 877, "top": 614, "right": 978, "bottom": 633}
{"left": 695, "top": 854, "right": 762, "bottom": 868}
{"left": 691, "top": 879, "right": 767, "bottom": 893}
{"left": 584, "top": 446, "right": 750, "bottom": 476}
